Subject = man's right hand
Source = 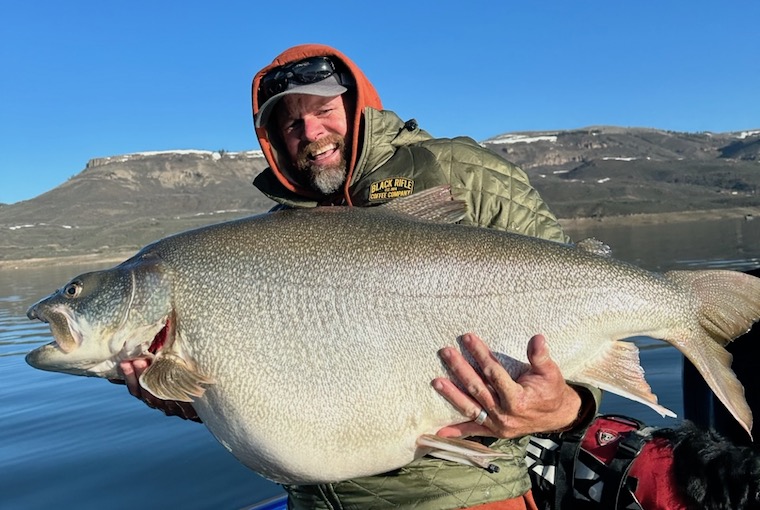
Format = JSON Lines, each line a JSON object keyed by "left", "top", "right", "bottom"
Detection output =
{"left": 111, "top": 357, "right": 202, "bottom": 422}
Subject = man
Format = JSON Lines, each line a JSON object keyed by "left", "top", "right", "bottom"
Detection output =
{"left": 251, "top": 46, "right": 568, "bottom": 240}
{"left": 120, "top": 44, "right": 599, "bottom": 509}
{"left": 252, "top": 45, "right": 598, "bottom": 510}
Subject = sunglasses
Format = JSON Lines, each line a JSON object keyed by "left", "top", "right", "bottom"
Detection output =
{"left": 259, "top": 56, "right": 338, "bottom": 100}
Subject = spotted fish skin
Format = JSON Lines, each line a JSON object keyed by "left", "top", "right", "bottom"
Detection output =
{"left": 25, "top": 187, "right": 760, "bottom": 483}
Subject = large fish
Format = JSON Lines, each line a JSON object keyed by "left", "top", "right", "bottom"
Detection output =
{"left": 26, "top": 186, "right": 760, "bottom": 484}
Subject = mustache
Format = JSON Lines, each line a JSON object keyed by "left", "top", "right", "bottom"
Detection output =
{"left": 296, "top": 135, "right": 345, "bottom": 166}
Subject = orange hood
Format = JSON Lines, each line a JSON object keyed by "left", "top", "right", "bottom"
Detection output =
{"left": 251, "top": 44, "right": 383, "bottom": 203}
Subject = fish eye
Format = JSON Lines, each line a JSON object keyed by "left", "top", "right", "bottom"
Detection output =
{"left": 63, "top": 281, "right": 82, "bottom": 298}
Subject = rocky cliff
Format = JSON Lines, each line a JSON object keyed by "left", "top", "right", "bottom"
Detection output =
{"left": 2, "top": 127, "right": 759, "bottom": 262}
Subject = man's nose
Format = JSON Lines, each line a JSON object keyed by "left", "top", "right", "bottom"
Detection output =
{"left": 302, "top": 117, "right": 326, "bottom": 142}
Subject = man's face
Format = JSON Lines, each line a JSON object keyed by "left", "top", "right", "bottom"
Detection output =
{"left": 275, "top": 94, "right": 351, "bottom": 195}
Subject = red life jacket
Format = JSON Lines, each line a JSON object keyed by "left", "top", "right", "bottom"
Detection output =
{"left": 526, "top": 415, "right": 689, "bottom": 509}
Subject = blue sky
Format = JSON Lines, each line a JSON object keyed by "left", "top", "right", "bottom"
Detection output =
{"left": 2, "top": 1, "right": 759, "bottom": 204}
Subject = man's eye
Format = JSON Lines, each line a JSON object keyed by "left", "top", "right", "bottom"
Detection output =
{"left": 284, "top": 120, "right": 300, "bottom": 133}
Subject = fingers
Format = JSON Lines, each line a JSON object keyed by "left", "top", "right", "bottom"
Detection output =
{"left": 116, "top": 357, "right": 202, "bottom": 422}
{"left": 434, "top": 332, "right": 583, "bottom": 439}
{"left": 441, "top": 342, "right": 496, "bottom": 402}
{"left": 119, "top": 359, "right": 143, "bottom": 397}
{"left": 434, "top": 333, "right": 516, "bottom": 431}
{"left": 432, "top": 376, "right": 487, "bottom": 425}
{"left": 436, "top": 422, "right": 491, "bottom": 439}
{"left": 159, "top": 399, "right": 201, "bottom": 421}
{"left": 460, "top": 333, "right": 519, "bottom": 406}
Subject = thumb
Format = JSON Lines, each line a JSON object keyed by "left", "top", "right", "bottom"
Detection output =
{"left": 527, "top": 334, "right": 553, "bottom": 372}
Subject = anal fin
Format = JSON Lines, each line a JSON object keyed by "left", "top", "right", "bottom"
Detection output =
{"left": 572, "top": 340, "right": 676, "bottom": 418}
{"left": 416, "top": 434, "right": 512, "bottom": 473}
{"left": 139, "top": 352, "right": 215, "bottom": 402}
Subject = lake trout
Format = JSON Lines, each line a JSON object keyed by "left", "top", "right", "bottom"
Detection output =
{"left": 25, "top": 186, "right": 760, "bottom": 484}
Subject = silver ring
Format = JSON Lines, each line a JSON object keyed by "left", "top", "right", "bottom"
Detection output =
{"left": 475, "top": 408, "right": 488, "bottom": 425}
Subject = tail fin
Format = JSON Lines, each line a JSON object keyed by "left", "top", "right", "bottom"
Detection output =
{"left": 666, "top": 269, "right": 760, "bottom": 438}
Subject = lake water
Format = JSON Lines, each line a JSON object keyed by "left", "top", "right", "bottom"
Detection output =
{"left": 3, "top": 215, "right": 760, "bottom": 509}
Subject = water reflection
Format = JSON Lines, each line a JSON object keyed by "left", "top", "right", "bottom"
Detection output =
{"left": 565, "top": 215, "right": 760, "bottom": 272}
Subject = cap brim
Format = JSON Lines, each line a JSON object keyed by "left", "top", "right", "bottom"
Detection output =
{"left": 255, "top": 74, "right": 348, "bottom": 128}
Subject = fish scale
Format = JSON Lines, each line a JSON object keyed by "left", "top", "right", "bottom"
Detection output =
{"left": 25, "top": 186, "right": 760, "bottom": 484}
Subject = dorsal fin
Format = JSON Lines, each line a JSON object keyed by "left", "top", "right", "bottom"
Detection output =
{"left": 380, "top": 185, "right": 467, "bottom": 224}
{"left": 575, "top": 237, "right": 613, "bottom": 257}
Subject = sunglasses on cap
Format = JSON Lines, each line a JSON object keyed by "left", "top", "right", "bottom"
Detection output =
{"left": 259, "top": 56, "right": 339, "bottom": 101}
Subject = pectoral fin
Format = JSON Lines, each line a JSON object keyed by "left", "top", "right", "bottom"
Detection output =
{"left": 416, "top": 434, "right": 512, "bottom": 473}
{"left": 139, "top": 352, "right": 215, "bottom": 402}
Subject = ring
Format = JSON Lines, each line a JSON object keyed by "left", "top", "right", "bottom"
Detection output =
{"left": 475, "top": 408, "right": 488, "bottom": 425}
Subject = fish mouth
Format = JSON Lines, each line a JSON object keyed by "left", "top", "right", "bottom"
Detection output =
{"left": 33, "top": 306, "right": 83, "bottom": 354}
{"left": 26, "top": 307, "right": 173, "bottom": 378}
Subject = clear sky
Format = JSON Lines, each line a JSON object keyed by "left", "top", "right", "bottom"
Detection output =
{"left": 2, "top": 0, "right": 759, "bottom": 204}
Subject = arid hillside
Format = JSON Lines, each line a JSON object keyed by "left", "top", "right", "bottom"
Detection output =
{"left": 2, "top": 126, "right": 759, "bottom": 263}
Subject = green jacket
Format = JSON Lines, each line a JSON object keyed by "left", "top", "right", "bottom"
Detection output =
{"left": 283, "top": 437, "right": 533, "bottom": 510}
{"left": 254, "top": 108, "right": 569, "bottom": 244}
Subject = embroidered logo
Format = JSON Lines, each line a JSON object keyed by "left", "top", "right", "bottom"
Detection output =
{"left": 368, "top": 178, "right": 414, "bottom": 201}
{"left": 596, "top": 429, "right": 619, "bottom": 447}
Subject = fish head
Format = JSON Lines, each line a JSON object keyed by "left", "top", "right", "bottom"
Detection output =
{"left": 25, "top": 254, "right": 172, "bottom": 379}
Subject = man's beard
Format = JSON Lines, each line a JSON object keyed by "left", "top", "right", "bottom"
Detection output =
{"left": 295, "top": 135, "right": 348, "bottom": 195}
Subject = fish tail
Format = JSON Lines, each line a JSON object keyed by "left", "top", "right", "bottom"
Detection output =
{"left": 666, "top": 269, "right": 760, "bottom": 438}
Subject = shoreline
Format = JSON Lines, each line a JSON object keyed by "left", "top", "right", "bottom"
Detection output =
{"left": 3, "top": 206, "right": 759, "bottom": 270}
{"left": 0, "top": 252, "right": 135, "bottom": 270}
{"left": 559, "top": 206, "right": 760, "bottom": 230}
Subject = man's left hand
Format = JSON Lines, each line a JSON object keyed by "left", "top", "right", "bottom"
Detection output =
{"left": 432, "top": 333, "right": 581, "bottom": 439}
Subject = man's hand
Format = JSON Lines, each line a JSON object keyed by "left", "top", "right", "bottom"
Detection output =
{"left": 110, "top": 357, "right": 201, "bottom": 422}
{"left": 432, "top": 333, "right": 581, "bottom": 439}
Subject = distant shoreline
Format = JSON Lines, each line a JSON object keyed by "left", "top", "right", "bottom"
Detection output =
{"left": 3, "top": 206, "right": 760, "bottom": 270}
{"left": 0, "top": 252, "right": 135, "bottom": 270}
{"left": 560, "top": 206, "right": 760, "bottom": 231}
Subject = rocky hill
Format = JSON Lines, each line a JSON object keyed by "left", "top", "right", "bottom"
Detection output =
{"left": 482, "top": 127, "right": 760, "bottom": 218}
{"left": 0, "top": 150, "right": 272, "bottom": 262}
{"left": 1, "top": 127, "right": 759, "bottom": 263}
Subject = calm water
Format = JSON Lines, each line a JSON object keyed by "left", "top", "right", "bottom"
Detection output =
{"left": 1, "top": 263, "right": 281, "bottom": 510}
{"left": 3, "top": 216, "right": 760, "bottom": 510}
